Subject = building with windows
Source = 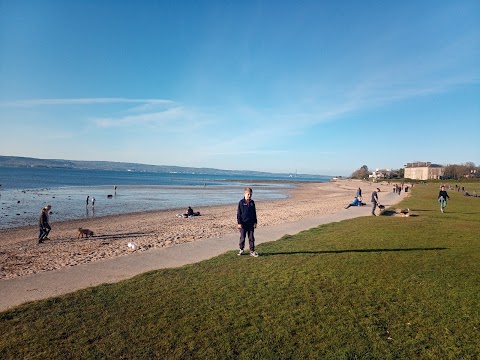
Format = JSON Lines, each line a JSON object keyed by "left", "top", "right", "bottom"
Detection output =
{"left": 404, "top": 162, "right": 444, "bottom": 180}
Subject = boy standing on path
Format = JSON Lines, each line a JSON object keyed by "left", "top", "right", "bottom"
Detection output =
{"left": 237, "top": 187, "right": 259, "bottom": 257}
{"left": 371, "top": 188, "right": 380, "bottom": 216}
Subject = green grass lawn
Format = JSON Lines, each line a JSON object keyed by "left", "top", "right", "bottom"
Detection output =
{"left": 1, "top": 183, "right": 479, "bottom": 359}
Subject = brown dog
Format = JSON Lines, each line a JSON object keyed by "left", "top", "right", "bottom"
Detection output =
{"left": 78, "top": 227, "right": 94, "bottom": 238}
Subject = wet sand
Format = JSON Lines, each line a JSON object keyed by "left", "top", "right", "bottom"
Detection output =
{"left": 0, "top": 179, "right": 391, "bottom": 279}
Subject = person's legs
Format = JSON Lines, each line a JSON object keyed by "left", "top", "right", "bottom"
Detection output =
{"left": 44, "top": 225, "right": 51, "bottom": 239}
{"left": 372, "top": 202, "right": 377, "bottom": 215}
{"left": 38, "top": 226, "right": 46, "bottom": 242}
{"left": 441, "top": 199, "right": 446, "bottom": 213}
{"left": 239, "top": 227, "right": 246, "bottom": 251}
{"left": 247, "top": 229, "right": 256, "bottom": 252}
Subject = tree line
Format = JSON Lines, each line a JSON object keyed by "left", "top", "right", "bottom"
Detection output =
{"left": 350, "top": 163, "right": 479, "bottom": 180}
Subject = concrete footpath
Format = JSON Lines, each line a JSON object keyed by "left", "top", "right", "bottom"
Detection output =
{"left": 0, "top": 191, "right": 405, "bottom": 312}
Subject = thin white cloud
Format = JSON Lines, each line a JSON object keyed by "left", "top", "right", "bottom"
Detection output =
{"left": 0, "top": 98, "right": 174, "bottom": 107}
{"left": 92, "top": 106, "right": 187, "bottom": 128}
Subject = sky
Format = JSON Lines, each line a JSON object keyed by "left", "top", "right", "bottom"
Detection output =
{"left": 0, "top": 1, "right": 479, "bottom": 176}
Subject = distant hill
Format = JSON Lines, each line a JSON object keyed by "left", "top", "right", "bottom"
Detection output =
{"left": 0, "top": 155, "right": 329, "bottom": 178}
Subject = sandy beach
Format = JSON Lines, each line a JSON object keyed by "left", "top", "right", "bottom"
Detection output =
{"left": 0, "top": 179, "right": 393, "bottom": 280}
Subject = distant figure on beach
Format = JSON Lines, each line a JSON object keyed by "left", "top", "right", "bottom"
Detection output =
{"left": 182, "top": 206, "right": 200, "bottom": 217}
{"left": 86, "top": 195, "right": 89, "bottom": 207}
{"left": 38, "top": 205, "right": 52, "bottom": 243}
{"left": 92, "top": 197, "right": 95, "bottom": 207}
{"left": 356, "top": 187, "right": 362, "bottom": 201}
{"left": 114, "top": 185, "right": 117, "bottom": 193}
{"left": 371, "top": 188, "right": 380, "bottom": 216}
{"left": 237, "top": 187, "right": 258, "bottom": 257}
{"left": 438, "top": 185, "right": 450, "bottom": 213}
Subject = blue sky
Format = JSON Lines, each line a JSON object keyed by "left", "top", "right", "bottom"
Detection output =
{"left": 1, "top": 1, "right": 479, "bottom": 176}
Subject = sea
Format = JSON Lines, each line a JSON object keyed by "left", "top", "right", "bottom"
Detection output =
{"left": 0, "top": 167, "right": 331, "bottom": 230}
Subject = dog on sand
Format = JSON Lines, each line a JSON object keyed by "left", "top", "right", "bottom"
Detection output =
{"left": 78, "top": 227, "right": 94, "bottom": 238}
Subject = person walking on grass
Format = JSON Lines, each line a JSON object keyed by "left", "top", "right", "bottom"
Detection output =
{"left": 371, "top": 188, "right": 381, "bottom": 216}
{"left": 237, "top": 187, "right": 259, "bottom": 257}
{"left": 438, "top": 185, "right": 450, "bottom": 213}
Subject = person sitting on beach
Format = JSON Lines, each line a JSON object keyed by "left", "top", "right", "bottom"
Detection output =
{"left": 344, "top": 197, "right": 365, "bottom": 209}
{"left": 181, "top": 206, "right": 201, "bottom": 217}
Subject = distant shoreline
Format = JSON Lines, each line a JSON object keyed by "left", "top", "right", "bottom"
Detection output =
{"left": 0, "top": 155, "right": 334, "bottom": 178}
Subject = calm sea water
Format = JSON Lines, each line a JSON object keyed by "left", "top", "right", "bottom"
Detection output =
{"left": 0, "top": 167, "right": 330, "bottom": 229}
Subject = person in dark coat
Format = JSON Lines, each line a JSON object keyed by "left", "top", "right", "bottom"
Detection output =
{"left": 438, "top": 185, "right": 450, "bottom": 213}
{"left": 38, "top": 206, "right": 51, "bottom": 243}
{"left": 237, "top": 187, "right": 258, "bottom": 257}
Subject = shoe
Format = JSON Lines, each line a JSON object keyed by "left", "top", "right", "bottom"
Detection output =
{"left": 38, "top": 240, "right": 44, "bottom": 244}
{"left": 250, "top": 251, "right": 259, "bottom": 257}
{"left": 441, "top": 208, "right": 444, "bottom": 213}
{"left": 372, "top": 213, "right": 376, "bottom": 216}
{"left": 237, "top": 249, "right": 243, "bottom": 256}
{"left": 43, "top": 237, "right": 50, "bottom": 240}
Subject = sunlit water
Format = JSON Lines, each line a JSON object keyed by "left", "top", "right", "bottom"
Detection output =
{"left": 0, "top": 167, "right": 330, "bottom": 229}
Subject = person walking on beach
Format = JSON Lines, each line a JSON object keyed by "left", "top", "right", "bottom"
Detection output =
{"left": 38, "top": 205, "right": 51, "bottom": 243}
{"left": 438, "top": 185, "right": 450, "bottom": 213}
{"left": 371, "top": 188, "right": 381, "bottom": 216}
{"left": 91, "top": 197, "right": 95, "bottom": 207}
{"left": 86, "top": 195, "right": 89, "bottom": 207}
{"left": 237, "top": 187, "right": 259, "bottom": 257}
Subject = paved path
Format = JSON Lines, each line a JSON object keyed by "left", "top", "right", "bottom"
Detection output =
{"left": 0, "top": 190, "right": 406, "bottom": 312}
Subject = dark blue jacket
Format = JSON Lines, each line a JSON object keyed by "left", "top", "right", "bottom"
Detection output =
{"left": 237, "top": 198, "right": 257, "bottom": 225}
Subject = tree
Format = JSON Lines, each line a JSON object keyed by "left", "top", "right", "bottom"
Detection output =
{"left": 443, "top": 163, "right": 476, "bottom": 179}
{"left": 351, "top": 165, "right": 370, "bottom": 179}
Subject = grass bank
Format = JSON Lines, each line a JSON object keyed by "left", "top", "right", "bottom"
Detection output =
{"left": 1, "top": 183, "right": 479, "bottom": 359}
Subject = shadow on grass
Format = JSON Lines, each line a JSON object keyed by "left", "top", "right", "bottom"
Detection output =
{"left": 380, "top": 210, "right": 420, "bottom": 217}
{"left": 260, "top": 247, "right": 448, "bottom": 256}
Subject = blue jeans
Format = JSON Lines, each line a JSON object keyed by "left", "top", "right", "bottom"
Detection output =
{"left": 439, "top": 197, "right": 447, "bottom": 209}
